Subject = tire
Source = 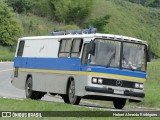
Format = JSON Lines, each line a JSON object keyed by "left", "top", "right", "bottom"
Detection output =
{"left": 68, "top": 80, "right": 81, "bottom": 105}
{"left": 113, "top": 98, "right": 126, "bottom": 109}
{"left": 61, "top": 95, "right": 70, "bottom": 104}
{"left": 25, "top": 77, "right": 45, "bottom": 100}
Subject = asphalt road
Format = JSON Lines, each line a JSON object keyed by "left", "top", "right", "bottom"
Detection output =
{"left": 0, "top": 62, "right": 63, "bottom": 102}
{"left": 0, "top": 62, "right": 159, "bottom": 111}
{"left": 0, "top": 62, "right": 24, "bottom": 98}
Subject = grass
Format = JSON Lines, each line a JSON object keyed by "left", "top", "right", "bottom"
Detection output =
{"left": 125, "top": 61, "right": 160, "bottom": 108}
{"left": 17, "top": 14, "right": 79, "bottom": 37}
{"left": 17, "top": 14, "right": 56, "bottom": 36}
{"left": 141, "top": 61, "right": 160, "bottom": 107}
{"left": 90, "top": 0, "right": 160, "bottom": 56}
{"left": 0, "top": 46, "right": 15, "bottom": 61}
{"left": 0, "top": 98, "right": 94, "bottom": 111}
{"left": 0, "top": 98, "right": 159, "bottom": 120}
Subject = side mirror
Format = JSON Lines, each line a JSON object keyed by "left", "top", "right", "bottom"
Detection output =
{"left": 88, "top": 40, "right": 95, "bottom": 55}
{"left": 147, "top": 49, "right": 151, "bottom": 62}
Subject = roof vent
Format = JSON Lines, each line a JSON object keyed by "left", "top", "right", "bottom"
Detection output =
{"left": 51, "top": 27, "right": 97, "bottom": 36}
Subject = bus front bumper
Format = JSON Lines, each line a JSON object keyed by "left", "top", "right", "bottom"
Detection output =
{"left": 85, "top": 86, "right": 145, "bottom": 98}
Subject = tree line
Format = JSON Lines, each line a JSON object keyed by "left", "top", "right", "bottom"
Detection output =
{"left": 6, "top": 0, "right": 93, "bottom": 26}
{"left": 0, "top": 0, "right": 110, "bottom": 46}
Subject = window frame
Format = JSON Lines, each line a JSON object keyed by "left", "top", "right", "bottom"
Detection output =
{"left": 58, "top": 38, "right": 72, "bottom": 58}
{"left": 90, "top": 38, "right": 121, "bottom": 68}
{"left": 70, "top": 38, "right": 83, "bottom": 58}
{"left": 81, "top": 43, "right": 89, "bottom": 65}
{"left": 89, "top": 38, "right": 147, "bottom": 71}
{"left": 121, "top": 41, "right": 147, "bottom": 71}
{"left": 17, "top": 40, "right": 25, "bottom": 57}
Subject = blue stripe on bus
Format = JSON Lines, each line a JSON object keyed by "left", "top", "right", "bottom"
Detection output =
{"left": 14, "top": 57, "right": 146, "bottom": 78}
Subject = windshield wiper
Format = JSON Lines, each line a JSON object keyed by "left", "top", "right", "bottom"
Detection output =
{"left": 106, "top": 52, "right": 115, "bottom": 67}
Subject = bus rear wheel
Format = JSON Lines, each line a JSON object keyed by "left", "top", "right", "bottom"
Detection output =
{"left": 25, "top": 77, "right": 45, "bottom": 100}
{"left": 113, "top": 98, "right": 126, "bottom": 109}
{"left": 68, "top": 80, "right": 81, "bottom": 105}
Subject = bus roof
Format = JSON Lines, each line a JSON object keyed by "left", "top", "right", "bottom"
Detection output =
{"left": 20, "top": 33, "right": 147, "bottom": 44}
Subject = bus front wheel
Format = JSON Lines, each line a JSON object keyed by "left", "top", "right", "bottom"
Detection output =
{"left": 68, "top": 80, "right": 81, "bottom": 105}
{"left": 113, "top": 98, "right": 126, "bottom": 109}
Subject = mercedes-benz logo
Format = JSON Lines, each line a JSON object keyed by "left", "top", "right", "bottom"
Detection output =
{"left": 116, "top": 80, "right": 123, "bottom": 87}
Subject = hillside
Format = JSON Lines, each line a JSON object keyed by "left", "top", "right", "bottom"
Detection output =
{"left": 90, "top": 0, "right": 160, "bottom": 56}
{"left": 19, "top": 0, "right": 160, "bottom": 56}
{"left": 16, "top": 14, "right": 80, "bottom": 37}
{"left": 1, "top": 0, "right": 160, "bottom": 60}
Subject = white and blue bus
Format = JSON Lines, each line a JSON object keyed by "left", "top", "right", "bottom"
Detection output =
{"left": 11, "top": 29, "right": 150, "bottom": 109}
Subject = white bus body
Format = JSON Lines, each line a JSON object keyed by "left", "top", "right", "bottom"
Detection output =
{"left": 12, "top": 33, "right": 149, "bottom": 109}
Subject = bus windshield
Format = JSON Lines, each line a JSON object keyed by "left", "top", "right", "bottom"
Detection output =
{"left": 122, "top": 42, "right": 146, "bottom": 71}
{"left": 90, "top": 39, "right": 121, "bottom": 68}
{"left": 90, "top": 39, "right": 146, "bottom": 71}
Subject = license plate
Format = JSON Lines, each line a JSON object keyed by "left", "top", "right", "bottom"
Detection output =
{"left": 114, "top": 90, "right": 124, "bottom": 95}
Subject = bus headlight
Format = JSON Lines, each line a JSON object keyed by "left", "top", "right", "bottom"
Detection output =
{"left": 135, "top": 83, "right": 143, "bottom": 89}
{"left": 139, "top": 84, "right": 144, "bottom": 89}
{"left": 98, "top": 78, "right": 103, "bottom": 84}
{"left": 92, "top": 78, "right": 97, "bottom": 83}
{"left": 135, "top": 83, "right": 140, "bottom": 88}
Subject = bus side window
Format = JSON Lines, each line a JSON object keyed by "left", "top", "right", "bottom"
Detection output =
{"left": 58, "top": 39, "right": 72, "bottom": 57}
{"left": 81, "top": 43, "right": 88, "bottom": 65}
{"left": 71, "top": 39, "right": 83, "bottom": 58}
{"left": 17, "top": 40, "right": 25, "bottom": 57}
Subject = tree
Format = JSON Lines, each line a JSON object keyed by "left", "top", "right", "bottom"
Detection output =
{"left": 51, "top": 0, "right": 93, "bottom": 26}
{"left": 66, "top": 0, "right": 93, "bottom": 26}
{"left": 31, "top": 0, "right": 55, "bottom": 18}
{"left": 6, "top": 0, "right": 34, "bottom": 14}
{"left": 0, "top": 0, "right": 22, "bottom": 46}
{"left": 85, "top": 15, "right": 110, "bottom": 32}
{"left": 148, "top": 0, "right": 160, "bottom": 8}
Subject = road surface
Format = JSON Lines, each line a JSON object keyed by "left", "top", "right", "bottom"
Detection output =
{"left": 0, "top": 62, "right": 65, "bottom": 101}
{"left": 0, "top": 62, "right": 159, "bottom": 111}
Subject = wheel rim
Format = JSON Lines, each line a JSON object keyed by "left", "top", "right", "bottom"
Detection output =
{"left": 69, "top": 81, "right": 76, "bottom": 103}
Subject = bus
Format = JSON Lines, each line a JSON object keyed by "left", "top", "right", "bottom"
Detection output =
{"left": 11, "top": 29, "right": 150, "bottom": 109}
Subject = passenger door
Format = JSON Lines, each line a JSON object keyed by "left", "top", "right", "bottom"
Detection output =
{"left": 70, "top": 38, "right": 83, "bottom": 71}
{"left": 80, "top": 43, "right": 89, "bottom": 71}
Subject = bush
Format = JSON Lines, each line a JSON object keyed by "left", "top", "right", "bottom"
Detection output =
{"left": 56, "top": 25, "right": 80, "bottom": 31}
{"left": 6, "top": 0, "right": 34, "bottom": 14}
{"left": 31, "top": 0, "right": 54, "bottom": 18}
{"left": 85, "top": 15, "right": 110, "bottom": 32}
{"left": 0, "top": 46, "right": 15, "bottom": 61}
{"left": 51, "top": 0, "right": 93, "bottom": 26}
{"left": 0, "top": 0, "right": 22, "bottom": 46}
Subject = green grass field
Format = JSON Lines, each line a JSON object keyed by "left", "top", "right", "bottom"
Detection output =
{"left": 0, "top": 98, "right": 159, "bottom": 120}
{"left": 0, "top": 46, "right": 15, "bottom": 61}
{"left": 142, "top": 61, "right": 160, "bottom": 107}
